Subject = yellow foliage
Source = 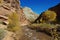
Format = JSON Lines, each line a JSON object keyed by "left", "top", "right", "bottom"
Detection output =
{"left": 7, "top": 12, "right": 20, "bottom": 32}
{"left": 7, "top": 12, "right": 23, "bottom": 40}
{"left": 40, "top": 10, "right": 57, "bottom": 23}
{"left": 0, "top": 0, "right": 3, "bottom": 3}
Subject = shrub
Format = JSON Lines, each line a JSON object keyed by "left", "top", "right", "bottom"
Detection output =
{"left": 0, "top": 29, "right": 6, "bottom": 40}
{"left": 30, "top": 23, "right": 59, "bottom": 40}
{"left": 7, "top": 12, "right": 20, "bottom": 32}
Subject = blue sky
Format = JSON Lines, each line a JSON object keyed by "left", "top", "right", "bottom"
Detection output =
{"left": 20, "top": 0, "right": 60, "bottom": 14}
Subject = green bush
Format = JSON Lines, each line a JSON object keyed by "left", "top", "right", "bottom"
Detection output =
{"left": 0, "top": 29, "right": 6, "bottom": 40}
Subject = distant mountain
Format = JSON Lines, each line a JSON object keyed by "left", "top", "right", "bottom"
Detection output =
{"left": 23, "top": 7, "right": 39, "bottom": 22}
{"left": 34, "top": 3, "right": 60, "bottom": 23}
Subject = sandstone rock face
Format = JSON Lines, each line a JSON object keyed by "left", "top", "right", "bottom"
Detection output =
{"left": 19, "top": 8, "right": 30, "bottom": 26}
{"left": 0, "top": 0, "right": 29, "bottom": 26}
{"left": 23, "top": 7, "right": 39, "bottom": 22}
{"left": 3, "top": 30, "right": 15, "bottom": 40}
{"left": 0, "top": 0, "right": 30, "bottom": 40}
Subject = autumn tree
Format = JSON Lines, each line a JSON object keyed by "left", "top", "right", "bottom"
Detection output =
{"left": 40, "top": 10, "right": 57, "bottom": 23}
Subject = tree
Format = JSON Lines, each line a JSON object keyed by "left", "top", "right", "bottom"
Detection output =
{"left": 40, "top": 10, "right": 57, "bottom": 23}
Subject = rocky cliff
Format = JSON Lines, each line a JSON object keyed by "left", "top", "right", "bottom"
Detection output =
{"left": 0, "top": 0, "right": 29, "bottom": 26}
{"left": 0, "top": 0, "right": 30, "bottom": 40}
{"left": 23, "top": 7, "right": 39, "bottom": 22}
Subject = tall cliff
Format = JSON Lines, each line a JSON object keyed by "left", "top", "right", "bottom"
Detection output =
{"left": 0, "top": 0, "right": 29, "bottom": 26}
{"left": 23, "top": 7, "right": 39, "bottom": 22}
{"left": 0, "top": 0, "right": 30, "bottom": 40}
